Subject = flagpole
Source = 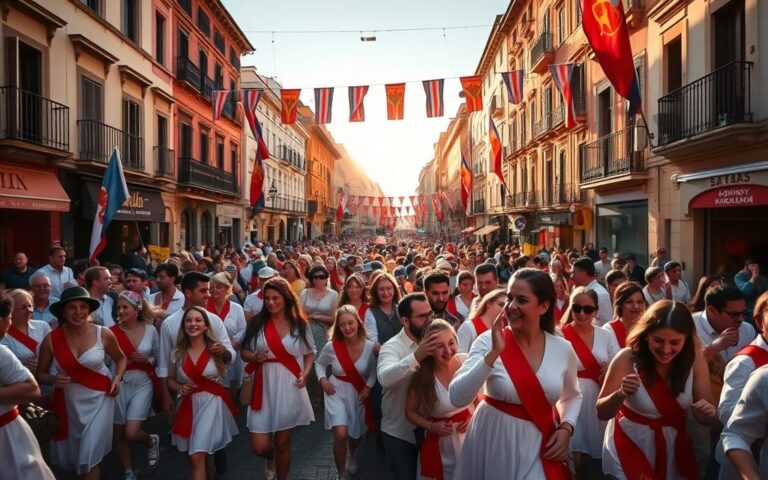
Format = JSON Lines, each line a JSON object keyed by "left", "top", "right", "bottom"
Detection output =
{"left": 636, "top": 108, "right": 655, "bottom": 149}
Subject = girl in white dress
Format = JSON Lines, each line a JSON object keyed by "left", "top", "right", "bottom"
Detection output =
{"left": 315, "top": 304, "right": 376, "bottom": 478}
{"left": 0, "top": 292, "right": 55, "bottom": 480}
{"left": 168, "top": 306, "right": 239, "bottom": 480}
{"left": 36, "top": 286, "right": 127, "bottom": 480}
{"left": 111, "top": 291, "right": 162, "bottom": 479}
{"left": 559, "top": 287, "right": 620, "bottom": 478}
{"left": 597, "top": 300, "right": 715, "bottom": 480}
{"left": 241, "top": 277, "right": 316, "bottom": 480}
{"left": 456, "top": 288, "right": 506, "bottom": 354}
{"left": 406, "top": 319, "right": 471, "bottom": 480}
{"left": 207, "top": 272, "right": 247, "bottom": 400}
{"left": 449, "top": 268, "right": 582, "bottom": 480}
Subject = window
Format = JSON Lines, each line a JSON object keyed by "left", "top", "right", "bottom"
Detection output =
{"left": 200, "top": 128, "right": 209, "bottom": 163}
{"left": 214, "top": 30, "right": 226, "bottom": 55}
{"left": 177, "top": 0, "right": 191, "bottom": 17}
{"left": 597, "top": 87, "right": 613, "bottom": 136}
{"left": 80, "top": 76, "right": 103, "bottom": 122}
{"left": 214, "top": 63, "right": 223, "bottom": 89}
{"left": 180, "top": 121, "right": 192, "bottom": 158}
{"left": 664, "top": 37, "right": 682, "bottom": 93}
{"left": 157, "top": 115, "right": 168, "bottom": 148}
{"left": 572, "top": 63, "right": 585, "bottom": 112}
{"left": 177, "top": 29, "right": 189, "bottom": 59}
{"left": 230, "top": 146, "right": 238, "bottom": 182}
{"left": 122, "top": 0, "right": 139, "bottom": 42}
{"left": 558, "top": 6, "right": 566, "bottom": 44}
{"left": 122, "top": 98, "right": 141, "bottom": 167}
{"left": 229, "top": 48, "right": 240, "bottom": 69}
{"left": 155, "top": 12, "right": 165, "bottom": 64}
{"left": 713, "top": 0, "right": 745, "bottom": 68}
{"left": 216, "top": 136, "right": 225, "bottom": 170}
{"left": 80, "top": 0, "right": 100, "bottom": 15}
{"left": 197, "top": 8, "right": 210, "bottom": 36}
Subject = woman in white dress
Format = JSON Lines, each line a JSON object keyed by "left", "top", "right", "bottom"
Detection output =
{"left": 559, "top": 287, "right": 620, "bottom": 479}
{"left": 35, "top": 286, "right": 127, "bottom": 480}
{"left": 0, "top": 292, "right": 56, "bottom": 480}
{"left": 241, "top": 277, "right": 316, "bottom": 480}
{"left": 447, "top": 271, "right": 476, "bottom": 322}
{"left": 207, "top": 272, "right": 247, "bottom": 400}
{"left": 456, "top": 288, "right": 505, "bottom": 354}
{"left": 301, "top": 265, "right": 339, "bottom": 405}
{"left": 406, "top": 319, "right": 471, "bottom": 480}
{"left": 449, "top": 268, "right": 582, "bottom": 480}
{"left": 111, "top": 291, "right": 162, "bottom": 479}
{"left": 168, "top": 306, "right": 238, "bottom": 480}
{"left": 315, "top": 304, "right": 376, "bottom": 478}
{"left": 603, "top": 282, "right": 646, "bottom": 349}
{"left": 597, "top": 300, "right": 715, "bottom": 480}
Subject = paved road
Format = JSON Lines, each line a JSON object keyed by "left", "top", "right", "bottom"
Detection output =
{"left": 54, "top": 405, "right": 393, "bottom": 479}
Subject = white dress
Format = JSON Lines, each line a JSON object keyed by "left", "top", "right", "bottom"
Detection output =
{"left": 602, "top": 369, "right": 694, "bottom": 480}
{"left": 246, "top": 327, "right": 316, "bottom": 433}
{"left": 220, "top": 302, "right": 247, "bottom": 388}
{"left": 314, "top": 340, "right": 376, "bottom": 439}
{"left": 566, "top": 326, "right": 621, "bottom": 458}
{"left": 0, "top": 344, "right": 55, "bottom": 480}
{"left": 114, "top": 325, "right": 158, "bottom": 424}
{"left": 449, "top": 331, "right": 582, "bottom": 480}
{"left": 456, "top": 319, "right": 485, "bottom": 354}
{"left": 170, "top": 351, "right": 239, "bottom": 454}
{"left": 0, "top": 320, "right": 53, "bottom": 397}
{"left": 51, "top": 326, "right": 115, "bottom": 475}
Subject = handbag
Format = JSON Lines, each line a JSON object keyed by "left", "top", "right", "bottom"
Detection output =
{"left": 239, "top": 372, "right": 254, "bottom": 406}
{"left": 19, "top": 402, "right": 60, "bottom": 444}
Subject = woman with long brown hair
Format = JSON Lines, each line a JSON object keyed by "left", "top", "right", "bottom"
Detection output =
{"left": 456, "top": 288, "right": 506, "bottom": 354}
{"left": 603, "top": 282, "right": 647, "bottom": 349}
{"left": 168, "top": 306, "right": 238, "bottom": 480}
{"left": 282, "top": 260, "right": 306, "bottom": 296}
{"left": 447, "top": 271, "right": 476, "bottom": 322}
{"left": 337, "top": 274, "right": 370, "bottom": 321}
{"left": 598, "top": 300, "right": 715, "bottom": 479}
{"left": 551, "top": 274, "right": 570, "bottom": 325}
{"left": 689, "top": 275, "right": 722, "bottom": 313}
{"left": 315, "top": 304, "right": 376, "bottom": 478}
{"left": 406, "top": 319, "right": 471, "bottom": 480}
{"left": 241, "top": 277, "right": 315, "bottom": 480}
{"left": 363, "top": 271, "right": 403, "bottom": 350}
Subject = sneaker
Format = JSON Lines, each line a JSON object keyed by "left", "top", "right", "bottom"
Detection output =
{"left": 265, "top": 458, "right": 277, "bottom": 480}
{"left": 147, "top": 434, "right": 160, "bottom": 468}
{"left": 345, "top": 451, "right": 358, "bottom": 474}
{"left": 124, "top": 471, "right": 137, "bottom": 480}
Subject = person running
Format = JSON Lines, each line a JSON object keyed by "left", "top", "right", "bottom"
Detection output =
{"left": 603, "top": 282, "right": 647, "bottom": 348}
{"left": 36, "top": 286, "right": 127, "bottom": 480}
{"left": 455, "top": 288, "right": 506, "bottom": 354}
{"left": 207, "top": 272, "right": 247, "bottom": 401}
{"left": 598, "top": 300, "right": 716, "bottom": 480}
{"left": 168, "top": 306, "right": 238, "bottom": 480}
{"left": 560, "top": 287, "right": 620, "bottom": 479}
{"left": 450, "top": 269, "right": 582, "bottom": 479}
{"left": 405, "top": 319, "right": 471, "bottom": 480}
{"left": 315, "top": 305, "right": 376, "bottom": 479}
{"left": 241, "top": 277, "right": 316, "bottom": 480}
{"left": 111, "top": 291, "right": 162, "bottom": 479}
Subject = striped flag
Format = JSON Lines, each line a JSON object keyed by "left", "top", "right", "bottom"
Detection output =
{"left": 314, "top": 87, "right": 334, "bottom": 124}
{"left": 549, "top": 63, "right": 576, "bottom": 128}
{"left": 489, "top": 117, "right": 504, "bottom": 184}
{"left": 212, "top": 90, "right": 230, "bottom": 120}
{"left": 348, "top": 85, "right": 369, "bottom": 122}
{"left": 501, "top": 70, "right": 525, "bottom": 104}
{"left": 461, "top": 152, "right": 472, "bottom": 211}
{"left": 422, "top": 79, "right": 444, "bottom": 118}
{"left": 460, "top": 76, "right": 483, "bottom": 112}
{"left": 280, "top": 88, "right": 301, "bottom": 124}
{"left": 385, "top": 83, "right": 405, "bottom": 120}
{"left": 243, "top": 89, "right": 270, "bottom": 211}
{"left": 89, "top": 148, "right": 129, "bottom": 263}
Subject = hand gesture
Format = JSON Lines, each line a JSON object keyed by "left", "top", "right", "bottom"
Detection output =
{"left": 130, "top": 351, "right": 149, "bottom": 363}
{"left": 414, "top": 330, "right": 443, "bottom": 364}
{"left": 295, "top": 375, "right": 307, "bottom": 389}
{"left": 714, "top": 327, "right": 740, "bottom": 351}
{"left": 620, "top": 373, "right": 641, "bottom": 397}
{"left": 691, "top": 398, "right": 716, "bottom": 421}
{"left": 252, "top": 349, "right": 269, "bottom": 363}
{"left": 108, "top": 378, "right": 121, "bottom": 397}
{"left": 179, "top": 383, "right": 197, "bottom": 396}
{"left": 429, "top": 420, "right": 454, "bottom": 436}
{"left": 359, "top": 386, "right": 371, "bottom": 402}
{"left": 455, "top": 415, "right": 471, "bottom": 433}
{"left": 542, "top": 428, "right": 571, "bottom": 462}
{"left": 210, "top": 342, "right": 227, "bottom": 357}
{"left": 54, "top": 373, "right": 71, "bottom": 388}
{"left": 490, "top": 310, "right": 507, "bottom": 354}
{"left": 320, "top": 378, "right": 336, "bottom": 395}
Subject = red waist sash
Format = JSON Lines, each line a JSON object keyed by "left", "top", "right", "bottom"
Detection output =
{"left": 171, "top": 349, "right": 238, "bottom": 439}
{"left": 244, "top": 319, "right": 302, "bottom": 411}
{"left": 332, "top": 339, "right": 376, "bottom": 431}
{"left": 7, "top": 325, "right": 38, "bottom": 353}
{"left": 0, "top": 406, "right": 19, "bottom": 427}
{"left": 610, "top": 320, "right": 627, "bottom": 349}
{"left": 420, "top": 408, "right": 471, "bottom": 480}
{"left": 110, "top": 325, "right": 161, "bottom": 409}
{"left": 735, "top": 344, "right": 768, "bottom": 369}
{"left": 50, "top": 328, "right": 112, "bottom": 441}
{"left": 562, "top": 324, "right": 602, "bottom": 384}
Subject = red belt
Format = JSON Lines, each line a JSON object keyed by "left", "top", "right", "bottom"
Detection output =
{"left": 244, "top": 359, "right": 282, "bottom": 411}
{"left": 485, "top": 396, "right": 532, "bottom": 420}
{"left": 0, "top": 406, "right": 19, "bottom": 427}
{"left": 335, "top": 375, "right": 377, "bottom": 431}
{"left": 420, "top": 409, "right": 471, "bottom": 480}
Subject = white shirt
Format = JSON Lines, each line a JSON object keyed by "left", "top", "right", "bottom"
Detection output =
{"left": 668, "top": 280, "right": 691, "bottom": 303}
{"left": 243, "top": 290, "right": 264, "bottom": 317}
{"left": 376, "top": 328, "right": 420, "bottom": 443}
{"left": 456, "top": 318, "right": 485, "bottom": 354}
{"left": 92, "top": 293, "right": 115, "bottom": 327}
{"left": 692, "top": 310, "right": 756, "bottom": 362}
{"left": 719, "top": 335, "right": 768, "bottom": 425}
{"left": 593, "top": 260, "right": 611, "bottom": 282}
{"left": 588, "top": 279, "right": 612, "bottom": 326}
{"left": 149, "top": 289, "right": 185, "bottom": 317}
{"left": 39, "top": 264, "right": 75, "bottom": 299}
{"left": 156, "top": 307, "right": 235, "bottom": 378}
{"left": 721, "top": 366, "right": 768, "bottom": 480}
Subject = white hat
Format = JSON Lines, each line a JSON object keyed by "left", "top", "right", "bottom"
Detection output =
{"left": 435, "top": 258, "right": 452, "bottom": 271}
{"left": 257, "top": 266, "right": 276, "bottom": 279}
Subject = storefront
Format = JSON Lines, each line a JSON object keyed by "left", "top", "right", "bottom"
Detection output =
{"left": 594, "top": 191, "right": 648, "bottom": 262}
{"left": 0, "top": 165, "right": 69, "bottom": 268}
{"left": 216, "top": 204, "right": 244, "bottom": 247}
{"left": 536, "top": 212, "right": 573, "bottom": 250}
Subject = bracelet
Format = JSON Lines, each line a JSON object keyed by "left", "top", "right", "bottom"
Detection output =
{"left": 558, "top": 422, "right": 574, "bottom": 436}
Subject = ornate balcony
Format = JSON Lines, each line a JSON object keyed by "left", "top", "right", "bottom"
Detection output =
{"left": 154, "top": 146, "right": 175, "bottom": 179}
{"left": 178, "top": 156, "right": 239, "bottom": 194}
{"left": 0, "top": 86, "right": 69, "bottom": 155}
{"left": 530, "top": 32, "right": 553, "bottom": 74}
{"left": 176, "top": 57, "right": 201, "bottom": 91}
{"left": 78, "top": 119, "right": 144, "bottom": 171}
{"left": 581, "top": 125, "right": 648, "bottom": 188}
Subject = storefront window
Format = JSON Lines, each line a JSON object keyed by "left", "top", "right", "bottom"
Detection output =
{"left": 596, "top": 200, "right": 648, "bottom": 264}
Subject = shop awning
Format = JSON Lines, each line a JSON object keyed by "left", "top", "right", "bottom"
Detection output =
{"left": 0, "top": 166, "right": 70, "bottom": 212}
{"left": 460, "top": 226, "right": 478, "bottom": 235}
{"left": 84, "top": 181, "right": 166, "bottom": 222}
{"left": 473, "top": 224, "right": 501, "bottom": 236}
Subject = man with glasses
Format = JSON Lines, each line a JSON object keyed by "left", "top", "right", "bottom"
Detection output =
{"left": 29, "top": 271, "right": 58, "bottom": 326}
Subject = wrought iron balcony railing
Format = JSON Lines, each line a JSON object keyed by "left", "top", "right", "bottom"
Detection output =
{"left": 0, "top": 86, "right": 69, "bottom": 151}
{"left": 176, "top": 57, "right": 201, "bottom": 91}
{"left": 531, "top": 32, "right": 553, "bottom": 67}
{"left": 178, "top": 156, "right": 239, "bottom": 194}
{"left": 154, "top": 146, "right": 175, "bottom": 179}
{"left": 78, "top": 119, "right": 144, "bottom": 171}
{"left": 581, "top": 125, "right": 648, "bottom": 182}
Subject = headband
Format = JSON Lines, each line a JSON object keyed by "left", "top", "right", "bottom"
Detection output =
{"left": 119, "top": 290, "right": 142, "bottom": 308}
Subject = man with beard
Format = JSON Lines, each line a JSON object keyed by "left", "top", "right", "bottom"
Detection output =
{"left": 377, "top": 293, "right": 440, "bottom": 480}
{"left": 423, "top": 270, "right": 461, "bottom": 329}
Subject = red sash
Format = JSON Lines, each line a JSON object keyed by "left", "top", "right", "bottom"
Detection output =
{"left": 358, "top": 304, "right": 368, "bottom": 321}
{"left": 50, "top": 328, "right": 112, "bottom": 441}
{"left": 610, "top": 320, "right": 628, "bottom": 348}
{"left": 561, "top": 324, "right": 602, "bottom": 384}
{"left": 420, "top": 408, "right": 471, "bottom": 480}
{"left": 171, "top": 349, "right": 238, "bottom": 438}
{"left": 7, "top": 325, "right": 38, "bottom": 353}
{"left": 497, "top": 329, "right": 570, "bottom": 480}
{"left": 735, "top": 344, "right": 768, "bottom": 369}
{"left": 110, "top": 325, "right": 162, "bottom": 410}
{"left": 471, "top": 316, "right": 489, "bottom": 336}
{"left": 206, "top": 299, "right": 230, "bottom": 321}
{"left": 614, "top": 375, "right": 699, "bottom": 480}
{"left": 0, "top": 406, "right": 19, "bottom": 427}
{"left": 332, "top": 339, "right": 376, "bottom": 431}
{"left": 244, "top": 319, "right": 303, "bottom": 411}
{"left": 446, "top": 297, "right": 459, "bottom": 318}
{"left": 155, "top": 291, "right": 174, "bottom": 311}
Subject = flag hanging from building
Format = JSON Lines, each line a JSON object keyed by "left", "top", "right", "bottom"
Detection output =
{"left": 212, "top": 90, "right": 230, "bottom": 120}
{"left": 398, "top": 196, "right": 405, "bottom": 206}
{"left": 385, "top": 83, "right": 406, "bottom": 120}
{"left": 443, "top": 191, "right": 455, "bottom": 212}
{"left": 422, "top": 79, "right": 444, "bottom": 117}
{"left": 280, "top": 88, "right": 301, "bottom": 124}
{"left": 314, "top": 87, "right": 334, "bottom": 124}
{"left": 501, "top": 70, "right": 525, "bottom": 104}
{"left": 387, "top": 197, "right": 394, "bottom": 206}
{"left": 582, "top": 0, "right": 641, "bottom": 115}
{"left": 460, "top": 76, "right": 484, "bottom": 112}
{"left": 89, "top": 148, "right": 129, "bottom": 263}
{"left": 489, "top": 117, "right": 504, "bottom": 184}
{"left": 368, "top": 196, "right": 375, "bottom": 205}
{"left": 348, "top": 85, "right": 369, "bottom": 122}
{"left": 336, "top": 193, "right": 344, "bottom": 222}
{"left": 460, "top": 152, "right": 472, "bottom": 211}
{"left": 549, "top": 63, "right": 577, "bottom": 128}
{"left": 431, "top": 194, "right": 443, "bottom": 221}
{"left": 243, "top": 89, "right": 270, "bottom": 211}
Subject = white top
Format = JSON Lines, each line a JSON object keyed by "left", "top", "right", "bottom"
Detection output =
{"left": 719, "top": 335, "right": 768, "bottom": 425}
{"left": 588, "top": 279, "right": 613, "bottom": 326}
{"left": 149, "top": 289, "right": 185, "bottom": 317}
{"left": 314, "top": 340, "right": 376, "bottom": 387}
{"left": 449, "top": 330, "right": 582, "bottom": 428}
{"left": 376, "top": 328, "right": 421, "bottom": 443}
{"left": 692, "top": 310, "right": 756, "bottom": 362}
{"left": 0, "top": 344, "right": 32, "bottom": 416}
{"left": 456, "top": 318, "right": 485, "bottom": 354}
{"left": 91, "top": 293, "right": 115, "bottom": 327}
{"left": 243, "top": 290, "right": 264, "bottom": 317}
{"left": 454, "top": 296, "right": 471, "bottom": 321}
{"left": 642, "top": 286, "right": 666, "bottom": 306}
{"left": 594, "top": 260, "right": 611, "bottom": 282}
{"left": 220, "top": 302, "right": 247, "bottom": 346}
{"left": 0, "top": 320, "right": 51, "bottom": 369}
{"left": 156, "top": 308, "right": 234, "bottom": 378}
{"left": 569, "top": 325, "right": 622, "bottom": 372}
{"left": 300, "top": 288, "right": 339, "bottom": 318}
{"left": 39, "top": 264, "right": 75, "bottom": 299}
{"left": 721, "top": 366, "right": 768, "bottom": 480}
{"left": 668, "top": 280, "right": 691, "bottom": 304}
{"left": 32, "top": 297, "right": 58, "bottom": 326}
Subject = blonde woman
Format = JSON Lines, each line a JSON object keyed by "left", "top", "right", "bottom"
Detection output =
{"left": 455, "top": 288, "right": 506, "bottom": 354}
{"left": 1, "top": 289, "right": 51, "bottom": 384}
{"left": 207, "top": 272, "right": 247, "bottom": 399}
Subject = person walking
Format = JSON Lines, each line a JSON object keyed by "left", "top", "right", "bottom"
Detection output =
{"left": 207, "top": 272, "right": 247, "bottom": 400}
{"left": 603, "top": 282, "right": 647, "bottom": 349}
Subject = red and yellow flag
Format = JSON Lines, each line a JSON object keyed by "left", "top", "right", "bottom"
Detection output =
{"left": 385, "top": 83, "right": 406, "bottom": 120}
{"left": 280, "top": 89, "right": 301, "bottom": 124}
{"left": 460, "top": 76, "right": 483, "bottom": 112}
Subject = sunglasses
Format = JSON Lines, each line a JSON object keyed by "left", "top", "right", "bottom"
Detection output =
{"left": 312, "top": 275, "right": 328, "bottom": 280}
{"left": 572, "top": 304, "right": 597, "bottom": 315}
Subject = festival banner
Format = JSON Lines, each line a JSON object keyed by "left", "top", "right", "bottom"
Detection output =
{"left": 314, "top": 87, "right": 334, "bottom": 124}
{"left": 422, "top": 79, "right": 445, "bottom": 118}
{"left": 398, "top": 196, "right": 405, "bottom": 206}
{"left": 549, "top": 63, "right": 577, "bottom": 128}
{"left": 461, "top": 152, "right": 472, "bottom": 211}
{"left": 280, "top": 89, "right": 301, "bottom": 124}
{"left": 501, "top": 70, "right": 525, "bottom": 105}
{"left": 378, "top": 197, "right": 385, "bottom": 207}
{"left": 368, "top": 196, "right": 375, "bottom": 205}
{"left": 409, "top": 195, "right": 417, "bottom": 207}
{"left": 489, "top": 117, "right": 504, "bottom": 184}
{"left": 243, "top": 89, "right": 269, "bottom": 211}
{"left": 460, "top": 75, "right": 484, "bottom": 112}
{"left": 385, "top": 83, "right": 406, "bottom": 120}
{"left": 405, "top": 205, "right": 411, "bottom": 215}
{"left": 390, "top": 207, "right": 396, "bottom": 216}
{"left": 336, "top": 193, "right": 344, "bottom": 222}
{"left": 444, "top": 191, "right": 455, "bottom": 212}
{"left": 348, "top": 85, "right": 369, "bottom": 122}
{"left": 372, "top": 206, "right": 378, "bottom": 217}
{"left": 431, "top": 194, "right": 443, "bottom": 221}
{"left": 212, "top": 90, "right": 229, "bottom": 120}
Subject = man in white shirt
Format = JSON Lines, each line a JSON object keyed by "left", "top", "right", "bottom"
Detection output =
{"left": 125, "top": 268, "right": 151, "bottom": 301}
{"left": 664, "top": 261, "right": 691, "bottom": 303}
{"left": 149, "top": 263, "right": 184, "bottom": 317}
{"left": 38, "top": 246, "right": 75, "bottom": 298}
{"left": 571, "top": 257, "right": 612, "bottom": 325}
{"left": 29, "top": 272, "right": 58, "bottom": 326}
{"left": 593, "top": 247, "right": 611, "bottom": 282}
{"left": 243, "top": 266, "right": 277, "bottom": 322}
{"left": 377, "top": 292, "right": 442, "bottom": 480}
{"left": 84, "top": 266, "right": 116, "bottom": 327}
{"left": 721, "top": 366, "right": 768, "bottom": 479}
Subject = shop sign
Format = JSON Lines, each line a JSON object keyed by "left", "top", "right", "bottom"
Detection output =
{"left": 689, "top": 184, "right": 768, "bottom": 209}
{"left": 513, "top": 216, "right": 527, "bottom": 231}
{"left": 84, "top": 182, "right": 165, "bottom": 222}
{"left": 216, "top": 204, "right": 242, "bottom": 219}
{"left": 0, "top": 166, "right": 70, "bottom": 212}
{"left": 537, "top": 212, "right": 571, "bottom": 226}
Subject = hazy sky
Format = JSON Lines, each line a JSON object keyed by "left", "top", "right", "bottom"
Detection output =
{"left": 223, "top": 0, "right": 508, "bottom": 196}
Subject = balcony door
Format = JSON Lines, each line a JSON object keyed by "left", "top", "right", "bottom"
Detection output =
{"left": 597, "top": 87, "right": 613, "bottom": 172}
{"left": 713, "top": 0, "right": 746, "bottom": 126}
{"left": 122, "top": 99, "right": 141, "bottom": 168}
{"left": 80, "top": 76, "right": 103, "bottom": 162}
{"left": 6, "top": 39, "right": 42, "bottom": 142}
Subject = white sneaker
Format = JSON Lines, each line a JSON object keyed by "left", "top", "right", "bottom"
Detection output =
{"left": 148, "top": 434, "right": 160, "bottom": 468}
{"left": 265, "top": 458, "right": 277, "bottom": 480}
{"left": 345, "top": 451, "right": 358, "bottom": 474}
{"left": 124, "top": 471, "right": 137, "bottom": 480}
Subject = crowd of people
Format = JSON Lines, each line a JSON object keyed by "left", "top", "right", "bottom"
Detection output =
{"left": 0, "top": 235, "right": 767, "bottom": 480}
